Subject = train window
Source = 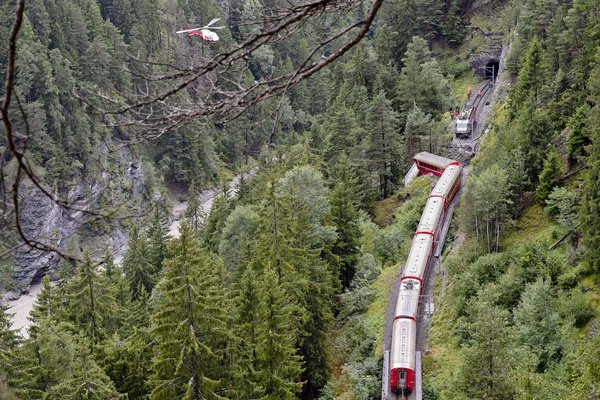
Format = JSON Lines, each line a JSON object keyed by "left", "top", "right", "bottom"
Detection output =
{"left": 399, "top": 371, "right": 406, "bottom": 381}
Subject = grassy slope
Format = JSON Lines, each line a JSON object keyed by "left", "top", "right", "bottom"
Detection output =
{"left": 425, "top": 205, "right": 559, "bottom": 399}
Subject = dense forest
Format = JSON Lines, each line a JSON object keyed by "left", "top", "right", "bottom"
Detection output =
{"left": 0, "top": 0, "right": 600, "bottom": 399}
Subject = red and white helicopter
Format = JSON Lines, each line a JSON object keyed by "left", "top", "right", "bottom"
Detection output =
{"left": 176, "top": 18, "right": 225, "bottom": 43}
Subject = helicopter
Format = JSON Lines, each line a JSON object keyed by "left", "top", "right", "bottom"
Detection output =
{"left": 176, "top": 18, "right": 225, "bottom": 43}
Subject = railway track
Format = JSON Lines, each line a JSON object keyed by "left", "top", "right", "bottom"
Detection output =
{"left": 382, "top": 166, "right": 462, "bottom": 400}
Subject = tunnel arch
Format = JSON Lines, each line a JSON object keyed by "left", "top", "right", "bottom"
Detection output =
{"left": 485, "top": 60, "right": 499, "bottom": 81}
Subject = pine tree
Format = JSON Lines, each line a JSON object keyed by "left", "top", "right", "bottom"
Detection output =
{"left": 581, "top": 102, "right": 600, "bottom": 272}
{"left": 442, "top": 1, "right": 465, "bottom": 48}
{"left": 329, "top": 155, "right": 361, "bottom": 289}
{"left": 147, "top": 200, "right": 170, "bottom": 275}
{"left": 28, "top": 275, "right": 55, "bottom": 340}
{"left": 510, "top": 37, "right": 544, "bottom": 115}
{"left": 256, "top": 267, "right": 303, "bottom": 399}
{"left": 275, "top": 168, "right": 335, "bottom": 396}
{"left": 324, "top": 103, "right": 364, "bottom": 167}
{"left": 566, "top": 104, "right": 590, "bottom": 163}
{"left": 536, "top": 150, "right": 564, "bottom": 203}
{"left": 202, "top": 194, "right": 231, "bottom": 253}
{"left": 218, "top": 205, "right": 260, "bottom": 280}
{"left": 514, "top": 278, "right": 561, "bottom": 371}
{"left": 395, "top": 36, "right": 432, "bottom": 115}
{"left": 578, "top": 49, "right": 600, "bottom": 272}
{"left": 0, "top": 305, "right": 18, "bottom": 384}
{"left": 365, "top": 89, "right": 401, "bottom": 198}
{"left": 375, "top": 0, "right": 417, "bottom": 67}
{"left": 122, "top": 225, "right": 154, "bottom": 299}
{"left": 515, "top": 99, "right": 553, "bottom": 183}
{"left": 12, "top": 319, "right": 117, "bottom": 399}
{"left": 185, "top": 181, "right": 205, "bottom": 234}
{"left": 403, "top": 105, "right": 436, "bottom": 166}
{"left": 98, "top": 250, "right": 139, "bottom": 337}
{"left": 474, "top": 165, "right": 513, "bottom": 253}
{"left": 252, "top": 173, "right": 335, "bottom": 396}
{"left": 233, "top": 267, "right": 264, "bottom": 399}
{"left": 149, "top": 222, "right": 231, "bottom": 400}
{"left": 98, "top": 330, "right": 153, "bottom": 399}
{"left": 64, "top": 251, "right": 114, "bottom": 345}
{"left": 457, "top": 292, "right": 511, "bottom": 399}
{"left": 45, "top": 353, "right": 123, "bottom": 399}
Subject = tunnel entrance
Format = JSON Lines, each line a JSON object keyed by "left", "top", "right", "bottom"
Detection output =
{"left": 485, "top": 60, "right": 500, "bottom": 82}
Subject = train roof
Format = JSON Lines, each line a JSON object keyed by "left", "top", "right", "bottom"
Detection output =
{"left": 430, "top": 165, "right": 462, "bottom": 199}
{"left": 390, "top": 318, "right": 417, "bottom": 370}
{"left": 413, "top": 152, "right": 458, "bottom": 169}
{"left": 417, "top": 197, "right": 444, "bottom": 234}
{"left": 394, "top": 278, "right": 421, "bottom": 320}
{"left": 404, "top": 234, "right": 433, "bottom": 279}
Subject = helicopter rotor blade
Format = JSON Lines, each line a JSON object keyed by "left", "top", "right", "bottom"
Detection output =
{"left": 204, "top": 18, "right": 221, "bottom": 27}
{"left": 176, "top": 27, "right": 202, "bottom": 33}
{"left": 206, "top": 26, "right": 225, "bottom": 30}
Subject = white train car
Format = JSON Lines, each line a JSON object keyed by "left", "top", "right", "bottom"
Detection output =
{"left": 394, "top": 278, "right": 422, "bottom": 321}
{"left": 416, "top": 197, "right": 445, "bottom": 237}
{"left": 430, "top": 164, "right": 462, "bottom": 208}
{"left": 403, "top": 234, "right": 434, "bottom": 281}
{"left": 389, "top": 318, "right": 417, "bottom": 395}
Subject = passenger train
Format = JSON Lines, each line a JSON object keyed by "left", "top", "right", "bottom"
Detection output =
{"left": 390, "top": 152, "right": 462, "bottom": 396}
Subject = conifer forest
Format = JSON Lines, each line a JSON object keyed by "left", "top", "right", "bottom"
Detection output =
{"left": 1, "top": 0, "right": 600, "bottom": 399}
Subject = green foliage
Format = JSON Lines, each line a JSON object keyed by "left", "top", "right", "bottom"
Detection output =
{"left": 452, "top": 252, "right": 510, "bottom": 315}
{"left": 514, "top": 278, "right": 562, "bottom": 370}
{"left": 545, "top": 187, "right": 580, "bottom": 232}
{"left": 64, "top": 252, "right": 117, "bottom": 344}
{"left": 149, "top": 222, "right": 233, "bottom": 399}
{"left": 122, "top": 226, "right": 154, "bottom": 299}
{"left": 365, "top": 89, "right": 402, "bottom": 198}
{"left": 44, "top": 353, "right": 124, "bottom": 399}
{"left": 456, "top": 291, "right": 512, "bottom": 400}
{"left": 0, "top": 261, "right": 16, "bottom": 292}
{"left": 324, "top": 104, "right": 364, "bottom": 167}
{"left": 557, "top": 288, "right": 593, "bottom": 326}
{"left": 12, "top": 319, "right": 119, "bottom": 399}
{"left": 201, "top": 194, "right": 231, "bottom": 253}
{"left": 0, "top": 305, "right": 18, "bottom": 382}
{"left": 515, "top": 100, "right": 553, "bottom": 184}
{"left": 255, "top": 267, "right": 304, "bottom": 399}
{"left": 218, "top": 204, "right": 260, "bottom": 280}
{"left": 98, "top": 330, "right": 153, "bottom": 399}
{"left": 329, "top": 155, "right": 361, "bottom": 288}
{"left": 567, "top": 104, "right": 590, "bottom": 162}
{"left": 442, "top": 1, "right": 465, "bottom": 48}
{"left": 147, "top": 199, "right": 171, "bottom": 274}
{"left": 581, "top": 52, "right": 600, "bottom": 273}
{"left": 404, "top": 105, "right": 439, "bottom": 166}
{"left": 28, "top": 275, "right": 56, "bottom": 340}
{"left": 473, "top": 165, "right": 513, "bottom": 252}
{"left": 510, "top": 37, "right": 544, "bottom": 113}
{"left": 536, "top": 150, "right": 564, "bottom": 204}
{"left": 395, "top": 36, "right": 454, "bottom": 120}
{"left": 184, "top": 181, "right": 204, "bottom": 234}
